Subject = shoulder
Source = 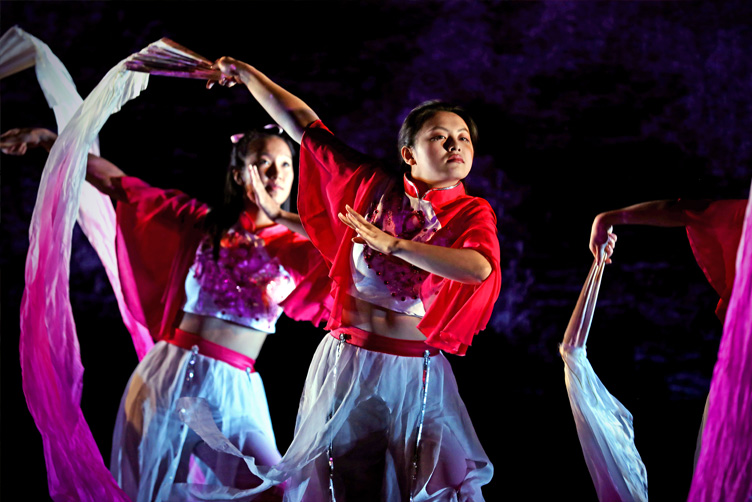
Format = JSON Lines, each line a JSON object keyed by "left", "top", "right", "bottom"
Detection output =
{"left": 455, "top": 195, "right": 498, "bottom": 224}
{"left": 300, "top": 120, "right": 338, "bottom": 150}
{"left": 301, "top": 120, "right": 383, "bottom": 170}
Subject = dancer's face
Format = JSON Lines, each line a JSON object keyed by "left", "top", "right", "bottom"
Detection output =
{"left": 241, "top": 136, "right": 294, "bottom": 204}
{"left": 401, "top": 111, "right": 474, "bottom": 188}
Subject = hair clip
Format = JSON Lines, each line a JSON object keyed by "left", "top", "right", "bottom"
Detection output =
{"left": 230, "top": 124, "right": 283, "bottom": 144}
{"left": 263, "top": 124, "right": 284, "bottom": 135}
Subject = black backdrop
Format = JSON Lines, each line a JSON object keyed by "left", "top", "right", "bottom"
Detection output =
{"left": 2, "top": 2, "right": 751, "bottom": 501}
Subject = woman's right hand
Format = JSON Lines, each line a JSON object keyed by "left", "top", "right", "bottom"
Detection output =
{"left": 0, "top": 127, "right": 57, "bottom": 155}
{"left": 206, "top": 56, "right": 249, "bottom": 89}
{"left": 247, "top": 164, "right": 282, "bottom": 220}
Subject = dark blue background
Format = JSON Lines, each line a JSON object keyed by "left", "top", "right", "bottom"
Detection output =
{"left": 2, "top": 1, "right": 750, "bottom": 500}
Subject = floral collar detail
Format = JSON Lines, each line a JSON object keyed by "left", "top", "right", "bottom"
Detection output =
{"left": 402, "top": 174, "right": 465, "bottom": 207}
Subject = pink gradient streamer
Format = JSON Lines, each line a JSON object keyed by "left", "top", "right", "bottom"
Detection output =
{"left": 688, "top": 187, "right": 752, "bottom": 501}
{"left": 0, "top": 26, "right": 153, "bottom": 360}
{"left": 19, "top": 51, "right": 148, "bottom": 500}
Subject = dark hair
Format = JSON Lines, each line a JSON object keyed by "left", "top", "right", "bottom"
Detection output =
{"left": 205, "top": 126, "right": 298, "bottom": 258}
{"left": 397, "top": 100, "right": 479, "bottom": 170}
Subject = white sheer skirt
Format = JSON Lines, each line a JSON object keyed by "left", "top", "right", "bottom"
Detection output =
{"left": 110, "top": 341, "right": 284, "bottom": 502}
{"left": 179, "top": 334, "right": 493, "bottom": 501}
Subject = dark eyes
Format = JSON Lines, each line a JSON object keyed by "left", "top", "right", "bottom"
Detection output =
{"left": 254, "top": 158, "right": 292, "bottom": 169}
{"left": 429, "top": 135, "right": 471, "bottom": 143}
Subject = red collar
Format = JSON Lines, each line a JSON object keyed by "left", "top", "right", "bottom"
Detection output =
{"left": 238, "top": 211, "right": 258, "bottom": 233}
{"left": 403, "top": 174, "right": 465, "bottom": 206}
{"left": 238, "top": 211, "right": 285, "bottom": 238}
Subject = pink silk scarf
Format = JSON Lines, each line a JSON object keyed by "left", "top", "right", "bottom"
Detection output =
{"left": 688, "top": 191, "right": 752, "bottom": 501}
{"left": 0, "top": 26, "right": 153, "bottom": 359}
{"left": 11, "top": 33, "right": 150, "bottom": 500}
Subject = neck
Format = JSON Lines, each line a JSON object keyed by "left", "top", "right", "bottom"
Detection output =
{"left": 408, "top": 173, "right": 458, "bottom": 197}
{"left": 243, "top": 201, "right": 275, "bottom": 229}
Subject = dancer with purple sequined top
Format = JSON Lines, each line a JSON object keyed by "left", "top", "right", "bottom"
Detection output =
{"left": 1, "top": 125, "right": 331, "bottom": 502}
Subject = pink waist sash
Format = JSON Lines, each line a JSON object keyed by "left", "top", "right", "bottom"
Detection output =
{"left": 331, "top": 326, "right": 439, "bottom": 357}
{"left": 165, "top": 328, "right": 256, "bottom": 372}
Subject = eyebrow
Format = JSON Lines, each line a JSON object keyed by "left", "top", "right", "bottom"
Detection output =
{"left": 428, "top": 126, "right": 470, "bottom": 133}
{"left": 254, "top": 152, "right": 293, "bottom": 158}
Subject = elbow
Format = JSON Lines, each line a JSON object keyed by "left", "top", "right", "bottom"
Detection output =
{"left": 466, "top": 260, "right": 493, "bottom": 285}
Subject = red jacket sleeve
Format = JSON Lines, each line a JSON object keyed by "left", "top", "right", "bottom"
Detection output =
{"left": 114, "top": 176, "right": 209, "bottom": 340}
{"left": 684, "top": 199, "right": 747, "bottom": 322}
{"left": 418, "top": 198, "right": 502, "bottom": 355}
{"left": 298, "top": 120, "right": 390, "bottom": 265}
{"left": 258, "top": 225, "right": 333, "bottom": 326}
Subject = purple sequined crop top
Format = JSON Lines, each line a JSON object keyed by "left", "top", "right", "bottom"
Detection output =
{"left": 182, "top": 223, "right": 295, "bottom": 333}
{"left": 350, "top": 177, "right": 455, "bottom": 317}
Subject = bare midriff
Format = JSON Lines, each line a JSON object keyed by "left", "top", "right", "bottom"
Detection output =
{"left": 341, "top": 295, "right": 426, "bottom": 341}
{"left": 175, "top": 311, "right": 268, "bottom": 360}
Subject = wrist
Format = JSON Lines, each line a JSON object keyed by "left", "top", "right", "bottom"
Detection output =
{"left": 235, "top": 63, "right": 255, "bottom": 85}
{"left": 597, "top": 211, "right": 619, "bottom": 227}
{"left": 271, "top": 208, "right": 286, "bottom": 221}
{"left": 388, "top": 237, "right": 406, "bottom": 256}
{"left": 39, "top": 129, "right": 58, "bottom": 152}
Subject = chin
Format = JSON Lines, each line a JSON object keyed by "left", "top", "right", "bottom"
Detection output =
{"left": 445, "top": 166, "right": 470, "bottom": 182}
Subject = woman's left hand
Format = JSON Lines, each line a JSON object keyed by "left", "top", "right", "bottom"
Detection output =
{"left": 248, "top": 164, "right": 282, "bottom": 220}
{"left": 338, "top": 205, "right": 400, "bottom": 254}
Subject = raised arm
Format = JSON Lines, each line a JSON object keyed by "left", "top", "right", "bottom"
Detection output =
{"left": 1, "top": 127, "right": 128, "bottom": 201}
{"left": 211, "top": 57, "right": 318, "bottom": 143}
{"left": 589, "top": 199, "right": 710, "bottom": 262}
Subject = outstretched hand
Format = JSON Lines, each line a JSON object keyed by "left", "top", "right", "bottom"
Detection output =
{"left": 248, "top": 164, "right": 282, "bottom": 220}
{"left": 206, "top": 56, "right": 246, "bottom": 89}
{"left": 589, "top": 214, "right": 617, "bottom": 265}
{"left": 338, "top": 205, "right": 400, "bottom": 255}
{"left": 0, "top": 127, "right": 56, "bottom": 155}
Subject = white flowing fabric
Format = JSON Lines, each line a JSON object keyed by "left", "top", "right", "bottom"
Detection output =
{"left": 560, "top": 259, "right": 649, "bottom": 502}
{"left": 177, "top": 335, "right": 493, "bottom": 501}
{"left": 18, "top": 43, "right": 149, "bottom": 501}
{"left": 0, "top": 26, "right": 154, "bottom": 360}
{"left": 111, "top": 342, "right": 283, "bottom": 502}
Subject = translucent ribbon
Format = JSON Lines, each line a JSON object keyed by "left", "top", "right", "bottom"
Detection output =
{"left": 688, "top": 184, "right": 752, "bottom": 502}
{"left": 410, "top": 350, "right": 431, "bottom": 502}
{"left": 18, "top": 40, "right": 149, "bottom": 500}
{"left": 0, "top": 26, "right": 153, "bottom": 359}
{"left": 327, "top": 334, "right": 346, "bottom": 502}
{"left": 560, "top": 257, "right": 649, "bottom": 502}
